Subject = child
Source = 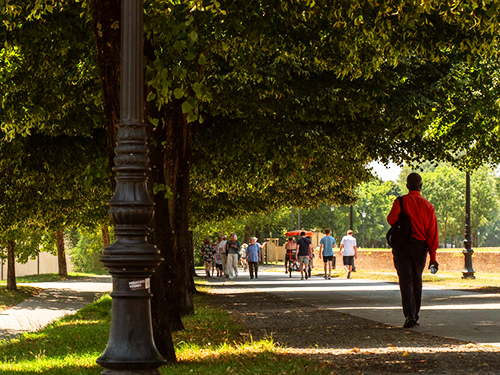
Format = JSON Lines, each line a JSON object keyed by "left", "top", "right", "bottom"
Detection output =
{"left": 215, "top": 243, "right": 223, "bottom": 277}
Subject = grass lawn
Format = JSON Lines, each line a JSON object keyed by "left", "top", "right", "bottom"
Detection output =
{"left": 349, "top": 269, "right": 500, "bottom": 292}
{"left": 0, "top": 286, "right": 40, "bottom": 313}
{"left": 0, "top": 272, "right": 108, "bottom": 285}
{"left": 0, "top": 285, "right": 330, "bottom": 375}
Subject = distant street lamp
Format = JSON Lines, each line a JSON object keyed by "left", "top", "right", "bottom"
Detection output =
{"left": 362, "top": 211, "right": 367, "bottom": 248}
{"left": 290, "top": 207, "right": 294, "bottom": 230}
{"left": 462, "top": 171, "right": 475, "bottom": 279}
{"left": 349, "top": 205, "right": 354, "bottom": 230}
{"left": 97, "top": 1, "right": 166, "bottom": 373}
{"left": 330, "top": 205, "right": 335, "bottom": 237}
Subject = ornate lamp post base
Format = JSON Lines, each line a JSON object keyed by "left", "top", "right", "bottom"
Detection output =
{"left": 462, "top": 244, "right": 476, "bottom": 279}
{"left": 462, "top": 171, "right": 475, "bottom": 279}
{"left": 97, "top": 0, "right": 166, "bottom": 373}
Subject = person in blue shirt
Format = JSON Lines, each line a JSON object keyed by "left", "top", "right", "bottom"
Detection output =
{"left": 246, "top": 237, "right": 266, "bottom": 279}
{"left": 319, "top": 228, "right": 336, "bottom": 280}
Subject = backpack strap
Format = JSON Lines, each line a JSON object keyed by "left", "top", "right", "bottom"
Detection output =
{"left": 397, "top": 196, "right": 405, "bottom": 214}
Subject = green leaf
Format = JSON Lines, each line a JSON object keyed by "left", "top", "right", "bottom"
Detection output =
{"left": 189, "top": 30, "right": 198, "bottom": 42}
{"left": 193, "top": 82, "right": 203, "bottom": 96}
{"left": 182, "top": 100, "right": 193, "bottom": 114}
{"left": 198, "top": 53, "right": 206, "bottom": 65}
{"left": 147, "top": 91, "right": 156, "bottom": 101}
{"left": 174, "top": 88, "right": 185, "bottom": 99}
{"left": 149, "top": 117, "right": 159, "bottom": 127}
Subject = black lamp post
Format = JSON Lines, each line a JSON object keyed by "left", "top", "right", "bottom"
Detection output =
{"left": 462, "top": 170, "right": 475, "bottom": 279}
{"left": 330, "top": 205, "right": 335, "bottom": 237}
{"left": 97, "top": 1, "right": 166, "bottom": 373}
{"left": 361, "top": 210, "right": 366, "bottom": 248}
{"left": 290, "top": 207, "right": 293, "bottom": 231}
{"left": 349, "top": 205, "right": 354, "bottom": 230}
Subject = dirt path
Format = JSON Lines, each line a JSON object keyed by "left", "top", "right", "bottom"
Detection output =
{"left": 207, "top": 283, "right": 500, "bottom": 374}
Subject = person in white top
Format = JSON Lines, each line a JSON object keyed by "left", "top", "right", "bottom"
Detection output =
{"left": 340, "top": 230, "right": 358, "bottom": 279}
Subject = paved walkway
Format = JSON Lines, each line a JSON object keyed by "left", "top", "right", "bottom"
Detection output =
{"left": 0, "top": 277, "right": 112, "bottom": 341}
{"left": 207, "top": 270, "right": 500, "bottom": 346}
{"left": 3, "top": 271, "right": 500, "bottom": 347}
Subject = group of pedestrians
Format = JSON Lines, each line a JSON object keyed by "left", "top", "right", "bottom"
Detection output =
{"left": 199, "top": 233, "right": 266, "bottom": 279}
{"left": 318, "top": 228, "right": 358, "bottom": 280}
{"left": 200, "top": 173, "right": 440, "bottom": 330}
{"left": 284, "top": 229, "right": 358, "bottom": 280}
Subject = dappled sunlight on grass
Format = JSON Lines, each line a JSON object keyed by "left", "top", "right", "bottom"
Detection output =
{"left": 0, "top": 286, "right": 41, "bottom": 312}
{"left": 162, "top": 342, "right": 330, "bottom": 375}
{"left": 0, "top": 352, "right": 101, "bottom": 373}
{"left": 0, "top": 295, "right": 111, "bottom": 374}
{"left": 176, "top": 339, "right": 276, "bottom": 362}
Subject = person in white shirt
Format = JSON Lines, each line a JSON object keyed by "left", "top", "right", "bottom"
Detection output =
{"left": 340, "top": 230, "right": 358, "bottom": 279}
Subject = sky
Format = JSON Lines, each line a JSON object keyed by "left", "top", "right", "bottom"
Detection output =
{"left": 369, "top": 161, "right": 402, "bottom": 182}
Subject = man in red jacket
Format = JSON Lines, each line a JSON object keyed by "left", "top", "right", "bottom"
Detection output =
{"left": 387, "top": 173, "right": 439, "bottom": 328}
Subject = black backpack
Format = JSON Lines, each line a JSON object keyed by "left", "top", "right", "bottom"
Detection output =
{"left": 386, "top": 196, "right": 412, "bottom": 249}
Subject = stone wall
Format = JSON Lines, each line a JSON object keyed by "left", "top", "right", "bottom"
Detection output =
{"left": 332, "top": 249, "right": 500, "bottom": 273}
{"left": 0, "top": 252, "right": 74, "bottom": 280}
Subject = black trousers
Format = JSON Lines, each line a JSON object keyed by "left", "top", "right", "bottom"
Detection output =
{"left": 393, "top": 239, "right": 428, "bottom": 321}
{"left": 249, "top": 262, "right": 259, "bottom": 278}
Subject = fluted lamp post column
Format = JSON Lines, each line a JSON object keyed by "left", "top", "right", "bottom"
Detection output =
{"left": 97, "top": 1, "right": 166, "bottom": 374}
{"left": 462, "top": 170, "right": 475, "bottom": 279}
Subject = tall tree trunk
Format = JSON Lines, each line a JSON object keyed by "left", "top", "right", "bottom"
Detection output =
{"left": 148, "top": 99, "right": 191, "bottom": 329}
{"left": 56, "top": 229, "right": 67, "bottom": 277}
{"left": 102, "top": 226, "right": 110, "bottom": 249}
{"left": 473, "top": 231, "right": 478, "bottom": 247}
{"left": 6, "top": 240, "right": 16, "bottom": 291}
{"left": 163, "top": 99, "right": 194, "bottom": 318}
{"left": 443, "top": 223, "right": 447, "bottom": 249}
{"left": 89, "top": 0, "right": 120, "bottom": 190}
{"left": 146, "top": 137, "right": 178, "bottom": 360}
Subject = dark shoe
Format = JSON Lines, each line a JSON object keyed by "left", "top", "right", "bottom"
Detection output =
{"left": 403, "top": 318, "right": 419, "bottom": 328}
{"left": 347, "top": 271, "right": 351, "bottom": 279}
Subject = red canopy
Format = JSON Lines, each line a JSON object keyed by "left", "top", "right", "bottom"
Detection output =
{"left": 285, "top": 230, "right": 313, "bottom": 237}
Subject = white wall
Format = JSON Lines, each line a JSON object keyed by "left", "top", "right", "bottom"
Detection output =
{"left": 0, "top": 252, "right": 74, "bottom": 280}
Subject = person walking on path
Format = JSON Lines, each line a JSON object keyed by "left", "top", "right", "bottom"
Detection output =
{"left": 246, "top": 237, "right": 266, "bottom": 279}
{"left": 226, "top": 233, "right": 241, "bottom": 279}
{"left": 319, "top": 228, "right": 336, "bottom": 280}
{"left": 297, "top": 231, "right": 313, "bottom": 280}
{"left": 200, "top": 238, "right": 215, "bottom": 277}
{"left": 340, "top": 230, "right": 357, "bottom": 279}
{"left": 215, "top": 242, "right": 223, "bottom": 277}
{"left": 387, "top": 172, "right": 439, "bottom": 329}
{"left": 284, "top": 237, "right": 297, "bottom": 274}
{"left": 217, "top": 235, "right": 228, "bottom": 278}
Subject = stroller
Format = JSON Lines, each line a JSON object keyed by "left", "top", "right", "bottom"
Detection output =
{"left": 287, "top": 250, "right": 312, "bottom": 278}
{"left": 285, "top": 230, "right": 313, "bottom": 278}
{"left": 287, "top": 248, "right": 299, "bottom": 277}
